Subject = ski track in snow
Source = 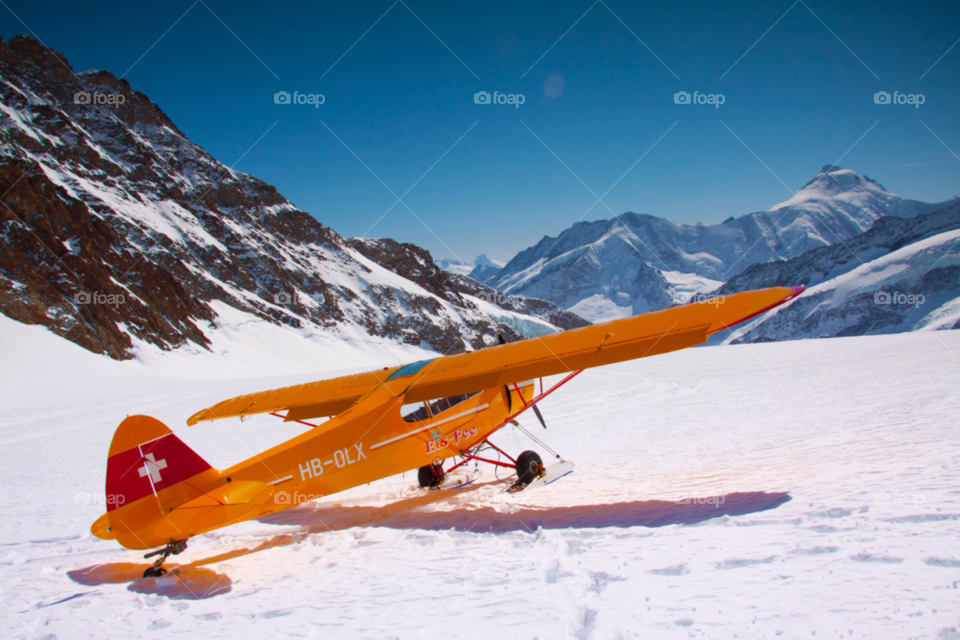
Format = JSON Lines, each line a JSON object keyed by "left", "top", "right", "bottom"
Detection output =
{"left": 1, "top": 325, "right": 959, "bottom": 638}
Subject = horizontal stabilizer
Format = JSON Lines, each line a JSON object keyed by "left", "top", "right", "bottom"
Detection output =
{"left": 152, "top": 480, "right": 274, "bottom": 540}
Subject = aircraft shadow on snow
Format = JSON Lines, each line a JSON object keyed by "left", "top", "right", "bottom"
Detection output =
{"left": 67, "top": 562, "right": 233, "bottom": 600}
{"left": 259, "top": 484, "right": 792, "bottom": 533}
{"left": 67, "top": 486, "right": 790, "bottom": 599}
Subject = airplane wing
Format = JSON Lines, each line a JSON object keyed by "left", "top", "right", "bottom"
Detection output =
{"left": 187, "top": 286, "right": 802, "bottom": 425}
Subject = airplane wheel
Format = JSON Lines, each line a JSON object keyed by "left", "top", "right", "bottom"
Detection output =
{"left": 418, "top": 464, "right": 444, "bottom": 489}
{"left": 142, "top": 565, "right": 167, "bottom": 579}
{"left": 515, "top": 450, "right": 544, "bottom": 486}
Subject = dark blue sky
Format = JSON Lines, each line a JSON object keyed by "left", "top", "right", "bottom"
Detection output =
{"left": 3, "top": 0, "right": 958, "bottom": 262}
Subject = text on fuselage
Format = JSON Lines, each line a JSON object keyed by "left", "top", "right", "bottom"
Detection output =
{"left": 299, "top": 443, "right": 366, "bottom": 480}
{"left": 425, "top": 427, "right": 478, "bottom": 454}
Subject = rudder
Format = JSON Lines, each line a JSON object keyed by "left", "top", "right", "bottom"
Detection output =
{"left": 105, "top": 415, "right": 213, "bottom": 512}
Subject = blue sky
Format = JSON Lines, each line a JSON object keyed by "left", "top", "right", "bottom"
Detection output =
{"left": 2, "top": 0, "right": 959, "bottom": 263}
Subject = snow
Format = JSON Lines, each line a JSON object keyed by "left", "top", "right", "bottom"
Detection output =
{"left": 128, "top": 301, "right": 437, "bottom": 382}
{"left": 437, "top": 255, "right": 507, "bottom": 277}
{"left": 435, "top": 259, "right": 474, "bottom": 276}
{"left": 568, "top": 294, "right": 632, "bottom": 323}
{"left": 4, "top": 316, "right": 958, "bottom": 637}
{"left": 724, "top": 227, "right": 960, "bottom": 342}
{"left": 0, "top": 101, "right": 59, "bottom": 147}
{"left": 465, "top": 295, "right": 560, "bottom": 338}
{"left": 474, "top": 254, "right": 506, "bottom": 269}
{"left": 660, "top": 270, "right": 724, "bottom": 304}
{"left": 917, "top": 297, "right": 960, "bottom": 332}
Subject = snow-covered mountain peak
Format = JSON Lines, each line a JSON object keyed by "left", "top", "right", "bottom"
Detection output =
{"left": 474, "top": 254, "right": 505, "bottom": 268}
{"left": 769, "top": 165, "right": 893, "bottom": 211}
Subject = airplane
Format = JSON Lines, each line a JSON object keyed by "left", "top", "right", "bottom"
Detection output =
{"left": 89, "top": 286, "right": 802, "bottom": 577}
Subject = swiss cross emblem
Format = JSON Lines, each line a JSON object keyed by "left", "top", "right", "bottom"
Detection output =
{"left": 138, "top": 452, "right": 168, "bottom": 483}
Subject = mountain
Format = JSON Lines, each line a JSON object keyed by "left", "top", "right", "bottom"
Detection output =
{"left": 478, "top": 166, "right": 958, "bottom": 322}
{"left": 435, "top": 258, "right": 473, "bottom": 276}
{"left": 349, "top": 237, "right": 588, "bottom": 336}
{"left": 0, "top": 35, "right": 583, "bottom": 361}
{"left": 437, "top": 253, "right": 506, "bottom": 277}
{"left": 717, "top": 200, "right": 960, "bottom": 343}
{"left": 717, "top": 200, "right": 960, "bottom": 297}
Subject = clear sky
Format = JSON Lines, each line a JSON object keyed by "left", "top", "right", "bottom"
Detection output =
{"left": 3, "top": 0, "right": 959, "bottom": 263}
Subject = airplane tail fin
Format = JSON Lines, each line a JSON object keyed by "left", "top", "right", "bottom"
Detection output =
{"left": 105, "top": 415, "right": 214, "bottom": 512}
{"left": 93, "top": 415, "right": 273, "bottom": 550}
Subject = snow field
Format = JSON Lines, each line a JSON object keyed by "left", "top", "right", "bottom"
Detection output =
{"left": 1, "top": 318, "right": 959, "bottom": 638}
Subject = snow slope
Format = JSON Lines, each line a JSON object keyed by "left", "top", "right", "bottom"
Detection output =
{"left": 724, "top": 228, "right": 960, "bottom": 343}
{"left": 2, "top": 318, "right": 959, "bottom": 638}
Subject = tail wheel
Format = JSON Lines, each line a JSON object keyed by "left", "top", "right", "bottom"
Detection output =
{"left": 515, "top": 450, "right": 544, "bottom": 486}
{"left": 142, "top": 564, "right": 167, "bottom": 579}
{"left": 417, "top": 462, "right": 444, "bottom": 489}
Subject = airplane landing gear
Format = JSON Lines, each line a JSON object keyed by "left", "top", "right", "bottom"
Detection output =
{"left": 142, "top": 539, "right": 188, "bottom": 578}
{"left": 417, "top": 460, "right": 445, "bottom": 489}
{"left": 514, "top": 450, "right": 544, "bottom": 487}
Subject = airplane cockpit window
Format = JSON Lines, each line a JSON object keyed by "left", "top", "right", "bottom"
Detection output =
{"left": 400, "top": 391, "right": 480, "bottom": 423}
{"left": 426, "top": 392, "right": 478, "bottom": 417}
{"left": 400, "top": 402, "right": 430, "bottom": 423}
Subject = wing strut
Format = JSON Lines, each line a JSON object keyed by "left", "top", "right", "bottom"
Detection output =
{"left": 445, "top": 369, "right": 583, "bottom": 475}
{"left": 269, "top": 412, "right": 321, "bottom": 428}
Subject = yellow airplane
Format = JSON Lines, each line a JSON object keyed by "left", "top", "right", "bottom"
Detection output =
{"left": 90, "top": 286, "right": 802, "bottom": 577}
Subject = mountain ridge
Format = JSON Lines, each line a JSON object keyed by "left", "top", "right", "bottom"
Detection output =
{"left": 0, "top": 34, "right": 585, "bottom": 361}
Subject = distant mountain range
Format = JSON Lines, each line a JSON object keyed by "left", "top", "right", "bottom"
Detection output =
{"left": 0, "top": 35, "right": 585, "bottom": 361}
{"left": 467, "top": 166, "right": 959, "bottom": 330}
{"left": 2, "top": 33, "right": 953, "bottom": 361}
{"left": 436, "top": 254, "right": 505, "bottom": 277}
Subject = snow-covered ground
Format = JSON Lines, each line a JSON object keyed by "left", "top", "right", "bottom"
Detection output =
{"left": 1, "top": 318, "right": 959, "bottom": 639}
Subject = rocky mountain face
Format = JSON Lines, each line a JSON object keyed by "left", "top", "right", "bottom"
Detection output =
{"left": 474, "top": 166, "right": 958, "bottom": 322}
{"left": 0, "top": 35, "right": 584, "bottom": 361}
